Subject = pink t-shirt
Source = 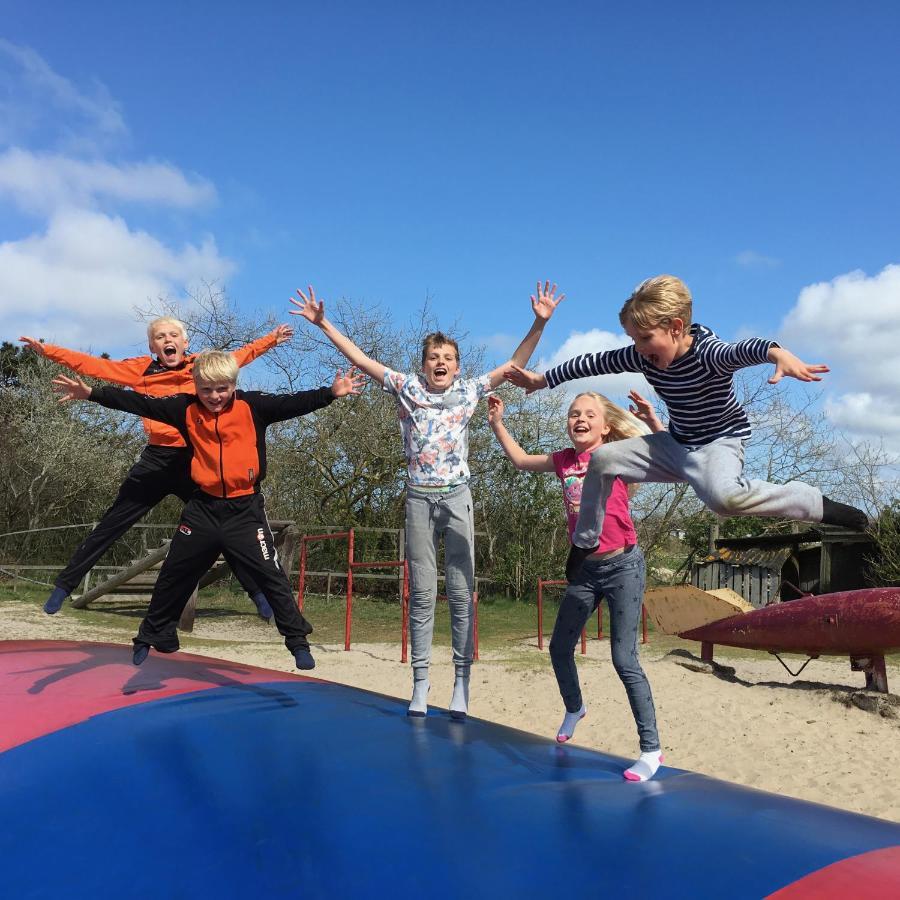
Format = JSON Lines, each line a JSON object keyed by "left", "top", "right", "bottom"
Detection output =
{"left": 552, "top": 448, "right": 637, "bottom": 552}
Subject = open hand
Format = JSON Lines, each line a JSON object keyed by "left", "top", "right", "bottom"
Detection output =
{"left": 768, "top": 348, "right": 829, "bottom": 384}
{"left": 503, "top": 364, "right": 547, "bottom": 394}
{"left": 52, "top": 374, "right": 90, "bottom": 403}
{"left": 19, "top": 336, "right": 46, "bottom": 356}
{"left": 272, "top": 324, "right": 294, "bottom": 345}
{"left": 628, "top": 389, "right": 664, "bottom": 433}
{"left": 531, "top": 281, "right": 565, "bottom": 321}
{"left": 289, "top": 286, "right": 326, "bottom": 325}
{"left": 330, "top": 366, "right": 366, "bottom": 398}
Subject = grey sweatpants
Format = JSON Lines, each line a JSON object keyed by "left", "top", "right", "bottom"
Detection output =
{"left": 405, "top": 483, "right": 475, "bottom": 673}
{"left": 574, "top": 433, "right": 825, "bottom": 549}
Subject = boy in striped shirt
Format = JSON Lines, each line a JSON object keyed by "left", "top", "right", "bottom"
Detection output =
{"left": 507, "top": 275, "right": 869, "bottom": 579}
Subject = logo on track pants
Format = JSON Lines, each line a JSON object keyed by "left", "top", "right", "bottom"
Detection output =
{"left": 257, "top": 528, "right": 270, "bottom": 561}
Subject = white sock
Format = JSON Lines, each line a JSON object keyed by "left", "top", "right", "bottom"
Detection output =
{"left": 408, "top": 672, "right": 429, "bottom": 717}
{"left": 449, "top": 674, "right": 469, "bottom": 720}
{"left": 624, "top": 750, "right": 664, "bottom": 782}
{"left": 556, "top": 705, "right": 586, "bottom": 743}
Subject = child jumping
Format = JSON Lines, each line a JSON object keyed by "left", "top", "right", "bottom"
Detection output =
{"left": 489, "top": 389, "right": 665, "bottom": 781}
{"left": 506, "top": 275, "right": 869, "bottom": 580}
{"left": 21, "top": 319, "right": 291, "bottom": 620}
{"left": 52, "top": 350, "right": 364, "bottom": 669}
{"left": 290, "top": 282, "right": 561, "bottom": 718}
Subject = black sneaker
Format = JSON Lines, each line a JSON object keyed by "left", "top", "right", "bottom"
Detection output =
{"left": 293, "top": 647, "right": 316, "bottom": 670}
{"left": 565, "top": 543, "right": 599, "bottom": 581}
{"left": 133, "top": 643, "right": 150, "bottom": 666}
{"left": 821, "top": 497, "right": 869, "bottom": 531}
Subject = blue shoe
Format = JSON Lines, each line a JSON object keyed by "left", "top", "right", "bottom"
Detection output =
{"left": 133, "top": 644, "right": 150, "bottom": 666}
{"left": 43, "top": 587, "right": 68, "bottom": 615}
{"left": 251, "top": 591, "right": 274, "bottom": 622}
{"left": 293, "top": 647, "right": 315, "bottom": 670}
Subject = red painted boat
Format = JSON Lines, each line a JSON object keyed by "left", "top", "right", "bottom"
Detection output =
{"left": 680, "top": 587, "right": 900, "bottom": 655}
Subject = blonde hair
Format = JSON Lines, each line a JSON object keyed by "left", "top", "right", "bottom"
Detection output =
{"left": 619, "top": 275, "right": 692, "bottom": 330}
{"left": 569, "top": 391, "right": 645, "bottom": 443}
{"left": 192, "top": 350, "right": 238, "bottom": 385}
{"left": 421, "top": 331, "right": 460, "bottom": 366}
{"left": 147, "top": 316, "right": 188, "bottom": 342}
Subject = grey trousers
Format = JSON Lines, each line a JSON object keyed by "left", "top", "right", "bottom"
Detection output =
{"left": 574, "top": 432, "right": 825, "bottom": 548}
{"left": 405, "top": 483, "right": 475, "bottom": 673}
{"left": 549, "top": 547, "right": 659, "bottom": 752}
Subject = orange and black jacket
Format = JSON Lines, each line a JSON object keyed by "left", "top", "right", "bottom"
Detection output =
{"left": 89, "top": 386, "right": 335, "bottom": 499}
{"left": 42, "top": 334, "right": 278, "bottom": 448}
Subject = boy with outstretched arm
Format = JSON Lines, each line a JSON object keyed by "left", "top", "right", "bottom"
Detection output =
{"left": 20, "top": 318, "right": 290, "bottom": 620}
{"left": 53, "top": 350, "right": 364, "bottom": 669}
{"left": 290, "top": 282, "right": 561, "bottom": 718}
{"left": 506, "top": 275, "right": 869, "bottom": 580}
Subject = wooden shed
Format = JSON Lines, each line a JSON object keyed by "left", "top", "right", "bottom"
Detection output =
{"left": 691, "top": 526, "right": 876, "bottom": 608}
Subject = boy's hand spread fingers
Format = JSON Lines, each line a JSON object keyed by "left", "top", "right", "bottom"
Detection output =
{"left": 531, "top": 280, "right": 565, "bottom": 320}
{"left": 768, "top": 348, "right": 830, "bottom": 384}
{"left": 504, "top": 364, "right": 547, "bottom": 394}
{"left": 52, "top": 374, "right": 89, "bottom": 403}
{"left": 273, "top": 324, "right": 294, "bottom": 344}
{"left": 19, "top": 336, "right": 46, "bottom": 355}
{"left": 289, "top": 285, "right": 325, "bottom": 324}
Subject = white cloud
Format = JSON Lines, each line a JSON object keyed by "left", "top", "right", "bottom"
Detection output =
{"left": 735, "top": 249, "right": 781, "bottom": 269}
{"left": 0, "top": 39, "right": 125, "bottom": 147}
{"left": 0, "top": 148, "right": 216, "bottom": 215}
{"left": 0, "top": 43, "right": 235, "bottom": 352}
{"left": 0, "top": 208, "right": 234, "bottom": 348}
{"left": 535, "top": 329, "right": 653, "bottom": 407}
{"left": 779, "top": 264, "right": 900, "bottom": 445}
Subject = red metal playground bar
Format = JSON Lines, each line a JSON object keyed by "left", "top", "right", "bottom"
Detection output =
{"left": 296, "top": 528, "right": 479, "bottom": 663}
{"left": 536, "top": 578, "right": 648, "bottom": 653}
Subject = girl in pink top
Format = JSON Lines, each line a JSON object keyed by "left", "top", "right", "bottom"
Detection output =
{"left": 489, "top": 390, "right": 666, "bottom": 781}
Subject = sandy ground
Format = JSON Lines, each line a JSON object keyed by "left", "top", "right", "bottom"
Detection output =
{"left": 3, "top": 599, "right": 900, "bottom": 823}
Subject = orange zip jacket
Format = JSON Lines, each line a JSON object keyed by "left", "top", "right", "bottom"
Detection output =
{"left": 42, "top": 334, "right": 279, "bottom": 448}
{"left": 89, "top": 385, "right": 335, "bottom": 498}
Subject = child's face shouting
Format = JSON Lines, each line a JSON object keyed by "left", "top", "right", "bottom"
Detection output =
{"left": 148, "top": 324, "right": 188, "bottom": 368}
{"left": 421, "top": 344, "right": 460, "bottom": 392}
{"left": 623, "top": 317, "right": 692, "bottom": 370}
{"left": 195, "top": 379, "right": 236, "bottom": 414}
{"left": 567, "top": 396, "right": 610, "bottom": 452}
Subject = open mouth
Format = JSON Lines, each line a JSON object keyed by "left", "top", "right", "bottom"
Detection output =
{"left": 162, "top": 344, "right": 178, "bottom": 362}
{"left": 434, "top": 367, "right": 448, "bottom": 378}
{"left": 573, "top": 424, "right": 590, "bottom": 435}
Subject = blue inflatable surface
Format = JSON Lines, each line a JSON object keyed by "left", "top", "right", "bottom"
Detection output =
{"left": 2, "top": 640, "right": 899, "bottom": 898}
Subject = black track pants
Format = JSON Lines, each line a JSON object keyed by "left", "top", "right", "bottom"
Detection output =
{"left": 54, "top": 445, "right": 259, "bottom": 598}
{"left": 135, "top": 493, "right": 312, "bottom": 654}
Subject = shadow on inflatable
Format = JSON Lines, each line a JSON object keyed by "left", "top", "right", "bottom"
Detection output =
{"left": 1, "top": 640, "right": 898, "bottom": 898}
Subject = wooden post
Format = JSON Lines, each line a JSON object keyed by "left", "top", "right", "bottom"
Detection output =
{"left": 178, "top": 584, "right": 199, "bottom": 632}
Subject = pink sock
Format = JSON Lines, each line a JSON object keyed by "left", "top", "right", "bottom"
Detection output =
{"left": 624, "top": 750, "right": 664, "bottom": 782}
{"left": 556, "top": 705, "right": 586, "bottom": 743}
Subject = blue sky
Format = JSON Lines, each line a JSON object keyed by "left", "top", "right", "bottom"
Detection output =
{"left": 2, "top": 2, "right": 899, "bottom": 445}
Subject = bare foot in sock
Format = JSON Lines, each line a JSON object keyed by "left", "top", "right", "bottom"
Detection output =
{"left": 449, "top": 675, "right": 469, "bottom": 720}
{"left": 556, "top": 705, "right": 586, "bottom": 743}
{"left": 624, "top": 750, "right": 664, "bottom": 782}
{"left": 821, "top": 497, "right": 869, "bottom": 531}
{"left": 408, "top": 676, "right": 429, "bottom": 717}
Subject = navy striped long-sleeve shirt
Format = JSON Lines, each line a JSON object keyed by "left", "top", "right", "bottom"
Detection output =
{"left": 544, "top": 324, "right": 778, "bottom": 446}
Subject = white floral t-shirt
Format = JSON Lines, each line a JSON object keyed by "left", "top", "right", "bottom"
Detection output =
{"left": 382, "top": 369, "right": 493, "bottom": 487}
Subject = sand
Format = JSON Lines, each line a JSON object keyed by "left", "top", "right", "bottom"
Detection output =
{"left": 3, "top": 599, "right": 899, "bottom": 822}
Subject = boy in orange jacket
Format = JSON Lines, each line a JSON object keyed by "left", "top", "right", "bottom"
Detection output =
{"left": 21, "top": 317, "right": 290, "bottom": 618}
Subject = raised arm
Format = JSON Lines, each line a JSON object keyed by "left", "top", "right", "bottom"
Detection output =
{"left": 231, "top": 323, "right": 294, "bottom": 368}
{"left": 23, "top": 337, "right": 149, "bottom": 386}
{"left": 289, "top": 286, "right": 386, "bottom": 386}
{"left": 485, "top": 281, "right": 563, "bottom": 388}
{"left": 487, "top": 395, "right": 555, "bottom": 473}
{"left": 52, "top": 374, "right": 189, "bottom": 429}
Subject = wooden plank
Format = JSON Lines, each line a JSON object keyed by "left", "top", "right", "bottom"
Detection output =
{"left": 643, "top": 584, "right": 754, "bottom": 635}
{"left": 71, "top": 543, "right": 170, "bottom": 608}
